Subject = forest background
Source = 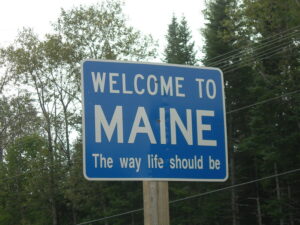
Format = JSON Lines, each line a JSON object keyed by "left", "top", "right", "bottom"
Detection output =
{"left": 0, "top": 0, "right": 300, "bottom": 225}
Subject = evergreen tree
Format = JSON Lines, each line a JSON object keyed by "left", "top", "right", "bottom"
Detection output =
{"left": 203, "top": 0, "right": 300, "bottom": 225}
{"left": 203, "top": 1, "right": 255, "bottom": 225}
{"left": 164, "top": 15, "right": 197, "bottom": 65}
{"left": 239, "top": 1, "right": 300, "bottom": 224}
{"left": 164, "top": 14, "right": 201, "bottom": 225}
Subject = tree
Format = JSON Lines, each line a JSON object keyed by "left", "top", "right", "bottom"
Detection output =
{"left": 63, "top": 140, "right": 143, "bottom": 225}
{"left": 0, "top": 94, "right": 41, "bottom": 162}
{"left": 202, "top": 0, "right": 258, "bottom": 224}
{"left": 238, "top": 1, "right": 300, "bottom": 224}
{"left": 164, "top": 15, "right": 197, "bottom": 65}
{"left": 203, "top": 1, "right": 239, "bottom": 224}
{"left": 203, "top": 0, "right": 300, "bottom": 224}
{"left": 50, "top": 2, "right": 157, "bottom": 223}
{"left": 1, "top": 1, "right": 158, "bottom": 224}
{"left": 0, "top": 50, "right": 9, "bottom": 94}
{"left": 54, "top": 0, "right": 157, "bottom": 62}
{"left": 0, "top": 135, "right": 58, "bottom": 225}
{"left": 164, "top": 14, "right": 199, "bottom": 225}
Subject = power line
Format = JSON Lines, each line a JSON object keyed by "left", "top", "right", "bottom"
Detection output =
{"left": 221, "top": 41, "right": 293, "bottom": 73}
{"left": 204, "top": 25, "right": 300, "bottom": 65}
{"left": 208, "top": 29, "right": 299, "bottom": 68}
{"left": 201, "top": 28, "right": 300, "bottom": 77}
{"left": 204, "top": 25, "right": 300, "bottom": 63}
{"left": 1, "top": 89, "right": 300, "bottom": 182}
{"left": 1, "top": 17, "right": 299, "bottom": 225}
{"left": 1, "top": 27, "right": 299, "bottom": 183}
{"left": 76, "top": 167, "right": 300, "bottom": 225}
{"left": 170, "top": 167, "right": 300, "bottom": 204}
{"left": 222, "top": 43, "right": 295, "bottom": 74}
{"left": 227, "top": 89, "right": 300, "bottom": 114}
{"left": 76, "top": 208, "right": 143, "bottom": 225}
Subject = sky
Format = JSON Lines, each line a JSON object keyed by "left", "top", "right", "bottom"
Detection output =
{"left": 0, "top": 0, "right": 206, "bottom": 59}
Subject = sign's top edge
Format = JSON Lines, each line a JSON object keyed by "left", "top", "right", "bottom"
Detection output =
{"left": 81, "top": 59, "right": 223, "bottom": 73}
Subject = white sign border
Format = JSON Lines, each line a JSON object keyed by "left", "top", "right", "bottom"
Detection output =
{"left": 81, "top": 59, "right": 228, "bottom": 182}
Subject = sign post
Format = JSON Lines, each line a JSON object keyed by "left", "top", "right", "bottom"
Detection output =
{"left": 81, "top": 60, "right": 228, "bottom": 224}
{"left": 143, "top": 181, "right": 169, "bottom": 225}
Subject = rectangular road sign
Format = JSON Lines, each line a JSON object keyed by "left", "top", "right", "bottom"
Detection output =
{"left": 81, "top": 60, "right": 228, "bottom": 181}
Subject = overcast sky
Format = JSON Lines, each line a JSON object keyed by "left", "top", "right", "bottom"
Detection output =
{"left": 0, "top": 0, "right": 206, "bottom": 59}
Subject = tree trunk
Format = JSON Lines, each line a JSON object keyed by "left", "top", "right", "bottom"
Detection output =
{"left": 287, "top": 182, "right": 294, "bottom": 225}
{"left": 63, "top": 105, "right": 78, "bottom": 225}
{"left": 32, "top": 74, "right": 58, "bottom": 225}
{"left": 254, "top": 159, "right": 263, "bottom": 225}
{"left": 47, "top": 128, "right": 58, "bottom": 225}
{"left": 230, "top": 152, "right": 239, "bottom": 225}
{"left": 51, "top": 197, "right": 58, "bottom": 225}
{"left": 228, "top": 113, "right": 239, "bottom": 225}
{"left": 101, "top": 189, "right": 109, "bottom": 225}
{"left": 256, "top": 197, "right": 263, "bottom": 225}
{"left": 274, "top": 163, "right": 284, "bottom": 225}
{"left": 72, "top": 205, "right": 77, "bottom": 225}
{"left": 0, "top": 147, "right": 3, "bottom": 163}
{"left": 131, "top": 213, "right": 135, "bottom": 225}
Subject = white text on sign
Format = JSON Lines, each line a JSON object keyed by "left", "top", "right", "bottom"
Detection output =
{"left": 94, "top": 105, "right": 217, "bottom": 146}
{"left": 91, "top": 72, "right": 216, "bottom": 99}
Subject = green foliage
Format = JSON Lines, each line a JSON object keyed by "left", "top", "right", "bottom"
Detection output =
{"left": 0, "top": 94, "right": 41, "bottom": 158}
{"left": 0, "top": 0, "right": 299, "bottom": 224}
{"left": 164, "top": 15, "right": 197, "bottom": 65}
{"left": 164, "top": 14, "right": 200, "bottom": 225}
{"left": 0, "top": 1, "right": 158, "bottom": 224}
{"left": 240, "top": 0, "right": 300, "bottom": 170}
{"left": 54, "top": 0, "right": 157, "bottom": 61}
{"left": 0, "top": 135, "right": 53, "bottom": 225}
{"left": 202, "top": 0, "right": 300, "bottom": 225}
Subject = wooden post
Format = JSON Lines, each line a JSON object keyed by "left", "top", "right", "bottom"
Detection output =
{"left": 143, "top": 181, "right": 170, "bottom": 225}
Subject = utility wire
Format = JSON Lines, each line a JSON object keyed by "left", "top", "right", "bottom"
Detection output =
{"left": 170, "top": 167, "right": 300, "bottom": 204}
{"left": 222, "top": 48, "right": 282, "bottom": 73}
{"left": 222, "top": 43, "right": 293, "bottom": 74}
{"left": 76, "top": 208, "right": 143, "bottom": 225}
{"left": 1, "top": 18, "right": 300, "bottom": 225}
{"left": 217, "top": 40, "right": 298, "bottom": 74}
{"left": 1, "top": 89, "right": 300, "bottom": 182}
{"left": 221, "top": 39, "right": 290, "bottom": 70}
{"left": 207, "top": 29, "right": 299, "bottom": 68}
{"left": 204, "top": 25, "right": 300, "bottom": 63}
{"left": 227, "top": 89, "right": 300, "bottom": 114}
{"left": 76, "top": 167, "right": 300, "bottom": 225}
{"left": 204, "top": 25, "right": 300, "bottom": 65}
{"left": 1, "top": 27, "right": 299, "bottom": 182}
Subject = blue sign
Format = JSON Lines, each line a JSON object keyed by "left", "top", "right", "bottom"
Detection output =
{"left": 82, "top": 60, "right": 228, "bottom": 181}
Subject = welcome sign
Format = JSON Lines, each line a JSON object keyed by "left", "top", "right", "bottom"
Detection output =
{"left": 81, "top": 60, "right": 228, "bottom": 181}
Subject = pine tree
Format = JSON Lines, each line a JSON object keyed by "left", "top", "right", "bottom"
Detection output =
{"left": 203, "top": 1, "right": 256, "bottom": 225}
{"left": 164, "top": 15, "right": 199, "bottom": 225}
{"left": 239, "top": 1, "right": 300, "bottom": 224}
{"left": 164, "top": 15, "right": 197, "bottom": 65}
